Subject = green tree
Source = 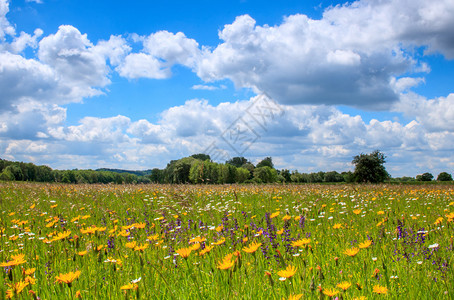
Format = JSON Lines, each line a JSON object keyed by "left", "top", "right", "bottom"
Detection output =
{"left": 253, "top": 166, "right": 277, "bottom": 183}
{"left": 416, "top": 172, "right": 434, "bottom": 181}
{"left": 226, "top": 157, "right": 249, "bottom": 168}
{"left": 256, "top": 157, "right": 274, "bottom": 169}
{"left": 191, "top": 153, "right": 211, "bottom": 161}
{"left": 352, "top": 150, "right": 389, "bottom": 183}
{"left": 437, "top": 172, "right": 453, "bottom": 181}
{"left": 235, "top": 167, "right": 250, "bottom": 183}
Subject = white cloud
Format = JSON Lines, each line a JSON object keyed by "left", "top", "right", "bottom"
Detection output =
{"left": 2, "top": 29, "right": 43, "bottom": 53}
{"left": 118, "top": 31, "right": 200, "bottom": 79}
{"left": 0, "top": 52, "right": 57, "bottom": 111}
{"left": 48, "top": 115, "right": 131, "bottom": 143}
{"left": 117, "top": 53, "right": 170, "bottom": 79}
{"left": 38, "top": 25, "right": 110, "bottom": 98}
{"left": 143, "top": 31, "right": 200, "bottom": 68}
{"left": 94, "top": 35, "right": 131, "bottom": 66}
{"left": 1, "top": 94, "right": 453, "bottom": 176}
{"left": 0, "top": 0, "right": 15, "bottom": 40}
{"left": 393, "top": 93, "right": 454, "bottom": 132}
{"left": 191, "top": 84, "right": 226, "bottom": 91}
{"left": 194, "top": 0, "right": 454, "bottom": 108}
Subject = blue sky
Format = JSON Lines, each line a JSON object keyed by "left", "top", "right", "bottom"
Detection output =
{"left": 1, "top": 0, "right": 453, "bottom": 177}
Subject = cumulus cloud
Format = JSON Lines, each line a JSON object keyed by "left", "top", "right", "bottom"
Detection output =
{"left": 195, "top": 0, "right": 454, "bottom": 108}
{"left": 0, "top": 52, "right": 57, "bottom": 111}
{"left": 117, "top": 31, "right": 200, "bottom": 79}
{"left": 1, "top": 94, "right": 453, "bottom": 176}
{"left": 38, "top": 25, "right": 111, "bottom": 99}
{"left": 0, "top": 0, "right": 15, "bottom": 40}
{"left": 394, "top": 93, "right": 454, "bottom": 132}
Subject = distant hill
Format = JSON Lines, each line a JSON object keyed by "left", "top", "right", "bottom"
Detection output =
{"left": 96, "top": 168, "right": 152, "bottom": 177}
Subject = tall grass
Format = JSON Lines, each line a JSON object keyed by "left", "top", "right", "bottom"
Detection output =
{"left": 0, "top": 182, "right": 453, "bottom": 299}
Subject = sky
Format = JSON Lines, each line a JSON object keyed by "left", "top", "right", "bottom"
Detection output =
{"left": 1, "top": 0, "right": 453, "bottom": 177}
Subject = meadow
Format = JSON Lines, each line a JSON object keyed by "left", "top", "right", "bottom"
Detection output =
{"left": 0, "top": 182, "right": 453, "bottom": 299}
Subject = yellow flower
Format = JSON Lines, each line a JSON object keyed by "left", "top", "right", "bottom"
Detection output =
{"left": 323, "top": 288, "right": 339, "bottom": 297}
{"left": 277, "top": 228, "right": 284, "bottom": 235}
{"left": 134, "top": 243, "right": 149, "bottom": 252}
{"left": 217, "top": 255, "right": 234, "bottom": 270}
{"left": 277, "top": 265, "right": 297, "bottom": 279}
{"left": 190, "top": 243, "right": 201, "bottom": 251}
{"left": 23, "top": 268, "right": 36, "bottom": 276}
{"left": 284, "top": 293, "right": 303, "bottom": 300}
{"left": 215, "top": 225, "right": 223, "bottom": 232}
{"left": 212, "top": 237, "right": 226, "bottom": 245}
{"left": 133, "top": 222, "right": 146, "bottom": 229}
{"left": 353, "top": 209, "right": 362, "bottom": 215}
{"left": 270, "top": 211, "right": 280, "bottom": 219}
{"left": 125, "top": 241, "right": 137, "bottom": 249}
{"left": 77, "top": 251, "right": 88, "bottom": 256}
{"left": 147, "top": 234, "right": 160, "bottom": 241}
{"left": 373, "top": 284, "right": 388, "bottom": 294}
{"left": 358, "top": 240, "right": 372, "bottom": 249}
{"left": 0, "top": 254, "right": 26, "bottom": 268}
{"left": 120, "top": 283, "right": 138, "bottom": 290}
{"left": 337, "top": 281, "right": 351, "bottom": 291}
{"left": 189, "top": 236, "right": 206, "bottom": 244}
{"left": 242, "top": 241, "right": 262, "bottom": 253}
{"left": 118, "top": 230, "right": 130, "bottom": 237}
{"left": 75, "top": 290, "right": 82, "bottom": 298}
{"left": 25, "top": 275, "right": 36, "bottom": 285}
{"left": 343, "top": 247, "right": 360, "bottom": 257}
{"left": 333, "top": 223, "right": 343, "bottom": 229}
{"left": 55, "top": 270, "right": 81, "bottom": 285}
{"left": 434, "top": 217, "right": 443, "bottom": 225}
{"left": 6, "top": 281, "right": 29, "bottom": 299}
{"left": 51, "top": 230, "right": 71, "bottom": 242}
{"left": 176, "top": 247, "right": 192, "bottom": 259}
{"left": 282, "top": 215, "right": 292, "bottom": 222}
{"left": 80, "top": 227, "right": 97, "bottom": 235}
{"left": 199, "top": 245, "right": 214, "bottom": 256}
{"left": 291, "top": 238, "right": 311, "bottom": 247}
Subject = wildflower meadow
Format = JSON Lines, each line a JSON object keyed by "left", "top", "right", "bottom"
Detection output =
{"left": 1, "top": 182, "right": 453, "bottom": 299}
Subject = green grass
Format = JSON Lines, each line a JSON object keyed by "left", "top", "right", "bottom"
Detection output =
{"left": 0, "top": 182, "right": 453, "bottom": 299}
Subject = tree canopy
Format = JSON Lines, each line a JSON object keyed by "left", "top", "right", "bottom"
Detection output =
{"left": 352, "top": 150, "right": 389, "bottom": 183}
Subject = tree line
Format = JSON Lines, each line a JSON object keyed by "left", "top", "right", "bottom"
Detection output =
{"left": 1, "top": 151, "right": 452, "bottom": 184}
{"left": 0, "top": 159, "right": 151, "bottom": 184}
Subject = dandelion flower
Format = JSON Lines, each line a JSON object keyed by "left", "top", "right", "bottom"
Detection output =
{"left": 134, "top": 243, "right": 149, "bottom": 252}
{"left": 291, "top": 238, "right": 311, "bottom": 247}
{"left": 323, "top": 288, "right": 339, "bottom": 297}
{"left": 199, "top": 245, "right": 214, "bottom": 256}
{"left": 121, "top": 283, "right": 138, "bottom": 290}
{"left": 51, "top": 230, "right": 71, "bottom": 242}
{"left": 373, "top": 284, "right": 388, "bottom": 294}
{"left": 176, "top": 247, "right": 192, "bottom": 259}
{"left": 55, "top": 270, "right": 81, "bottom": 286}
{"left": 5, "top": 281, "right": 29, "bottom": 299}
{"left": 358, "top": 240, "right": 372, "bottom": 249}
{"left": 0, "top": 254, "right": 26, "bottom": 268}
{"left": 337, "top": 281, "right": 351, "bottom": 291}
{"left": 190, "top": 243, "right": 201, "bottom": 251}
{"left": 212, "top": 237, "right": 226, "bottom": 245}
{"left": 343, "top": 247, "right": 360, "bottom": 257}
{"left": 125, "top": 241, "right": 137, "bottom": 249}
{"left": 243, "top": 242, "right": 262, "bottom": 253}
{"left": 217, "top": 255, "right": 234, "bottom": 270}
{"left": 285, "top": 293, "right": 303, "bottom": 300}
{"left": 277, "top": 265, "right": 297, "bottom": 279}
{"left": 23, "top": 268, "right": 36, "bottom": 276}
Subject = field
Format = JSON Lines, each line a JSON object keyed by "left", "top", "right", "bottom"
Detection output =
{"left": 0, "top": 182, "right": 453, "bottom": 299}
